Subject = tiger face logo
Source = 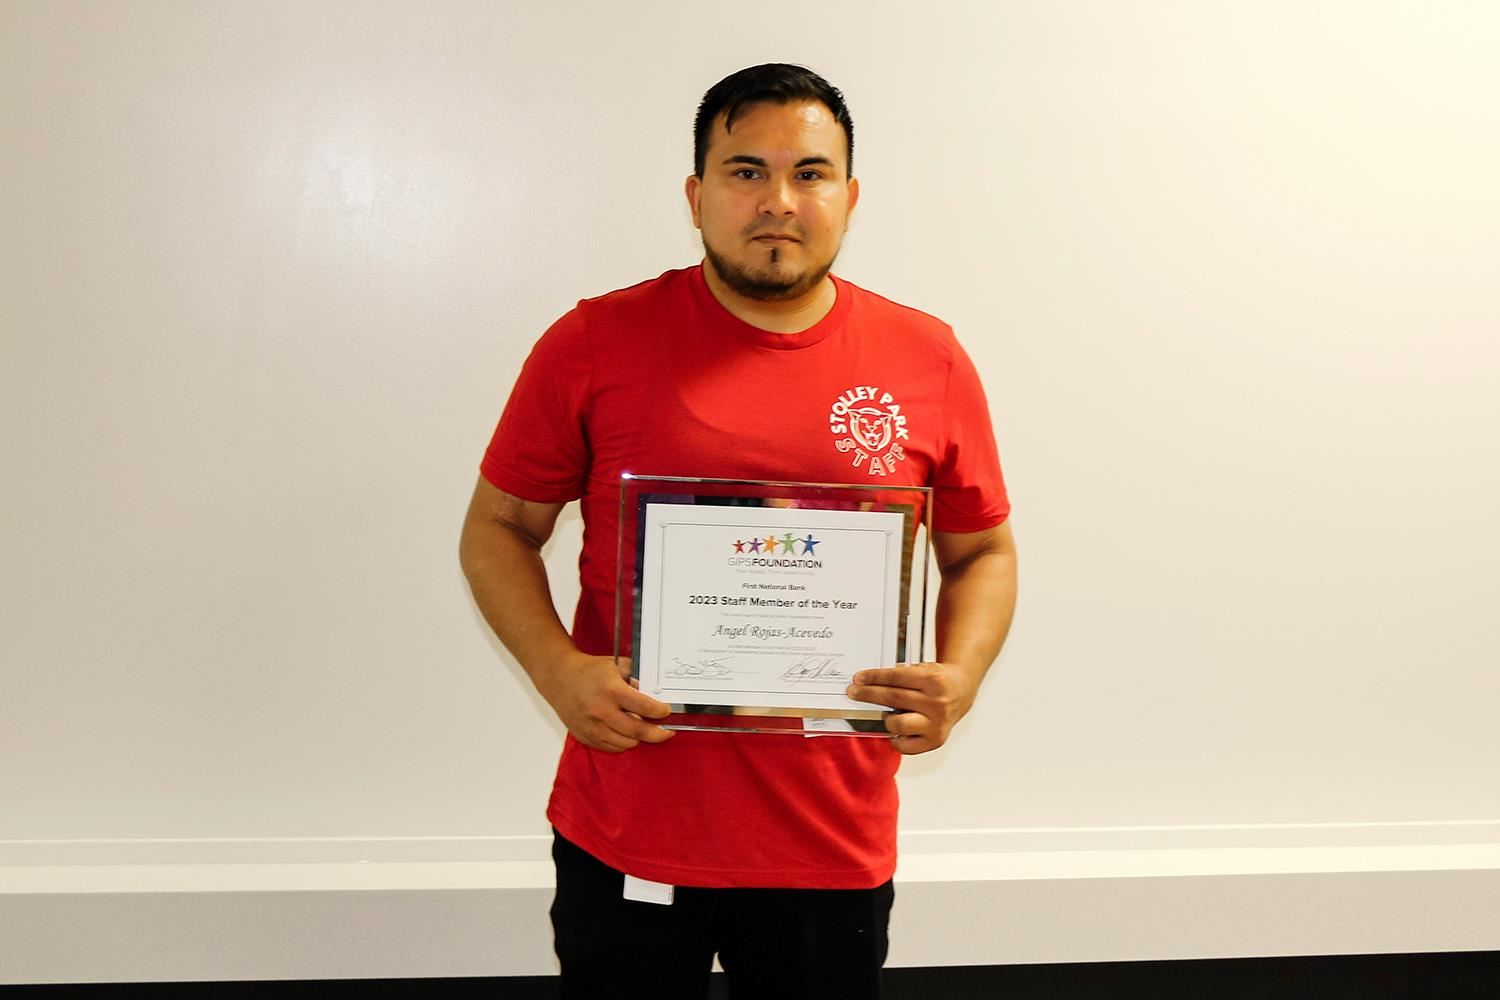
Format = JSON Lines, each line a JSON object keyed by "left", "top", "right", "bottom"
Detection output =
{"left": 848, "top": 407, "right": 894, "bottom": 452}
{"left": 829, "top": 386, "right": 909, "bottom": 476}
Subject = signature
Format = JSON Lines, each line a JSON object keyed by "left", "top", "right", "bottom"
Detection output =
{"left": 668, "top": 656, "right": 734, "bottom": 679}
{"left": 780, "top": 655, "right": 847, "bottom": 684}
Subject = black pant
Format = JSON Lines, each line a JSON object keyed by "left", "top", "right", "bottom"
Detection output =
{"left": 550, "top": 830, "right": 894, "bottom": 1000}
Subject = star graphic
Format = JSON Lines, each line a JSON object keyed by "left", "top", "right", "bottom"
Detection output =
{"left": 781, "top": 532, "right": 798, "bottom": 555}
{"left": 733, "top": 540, "right": 745, "bottom": 553}
{"left": 800, "top": 534, "right": 819, "bottom": 555}
{"left": 747, "top": 538, "right": 762, "bottom": 553}
{"left": 762, "top": 535, "right": 779, "bottom": 554}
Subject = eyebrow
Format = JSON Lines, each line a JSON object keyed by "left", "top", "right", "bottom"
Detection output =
{"left": 722, "top": 154, "right": 837, "bottom": 170}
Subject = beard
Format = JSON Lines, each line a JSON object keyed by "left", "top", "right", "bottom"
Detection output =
{"left": 702, "top": 235, "right": 839, "bottom": 302}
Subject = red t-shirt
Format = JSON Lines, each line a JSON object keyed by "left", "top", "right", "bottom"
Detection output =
{"left": 481, "top": 264, "right": 1009, "bottom": 888}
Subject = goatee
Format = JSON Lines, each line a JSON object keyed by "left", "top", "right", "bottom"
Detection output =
{"left": 702, "top": 242, "right": 834, "bottom": 302}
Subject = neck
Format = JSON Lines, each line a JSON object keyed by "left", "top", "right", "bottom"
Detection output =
{"left": 700, "top": 259, "right": 837, "bottom": 334}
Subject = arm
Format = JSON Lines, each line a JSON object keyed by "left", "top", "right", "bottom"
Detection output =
{"left": 845, "top": 518, "right": 1018, "bottom": 755}
{"left": 458, "top": 475, "right": 674, "bottom": 752}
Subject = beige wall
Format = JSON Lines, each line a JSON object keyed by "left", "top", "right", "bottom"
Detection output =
{"left": 2, "top": 1, "right": 1497, "bottom": 858}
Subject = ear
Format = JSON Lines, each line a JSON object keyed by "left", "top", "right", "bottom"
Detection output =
{"left": 845, "top": 175, "right": 860, "bottom": 221}
{"left": 684, "top": 174, "right": 702, "bottom": 229}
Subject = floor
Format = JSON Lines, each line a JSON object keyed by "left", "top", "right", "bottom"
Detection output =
{"left": 6, "top": 952, "right": 1498, "bottom": 999}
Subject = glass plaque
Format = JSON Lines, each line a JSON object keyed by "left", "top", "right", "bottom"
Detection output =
{"left": 615, "top": 475, "right": 932, "bottom": 736}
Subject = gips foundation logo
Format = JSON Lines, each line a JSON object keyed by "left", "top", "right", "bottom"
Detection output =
{"left": 730, "top": 533, "right": 820, "bottom": 556}
{"left": 828, "top": 385, "right": 909, "bottom": 475}
{"left": 727, "top": 531, "right": 823, "bottom": 569}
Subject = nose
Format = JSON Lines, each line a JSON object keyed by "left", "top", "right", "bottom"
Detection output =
{"left": 758, "top": 175, "right": 795, "bottom": 216}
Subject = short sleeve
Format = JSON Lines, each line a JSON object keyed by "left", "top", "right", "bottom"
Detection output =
{"left": 479, "top": 305, "right": 592, "bottom": 503}
{"left": 932, "top": 337, "right": 1011, "bottom": 533}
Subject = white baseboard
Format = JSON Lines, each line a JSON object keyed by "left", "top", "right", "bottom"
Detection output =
{"left": 4, "top": 817, "right": 1497, "bottom": 865}
{"left": 3, "top": 824, "right": 1500, "bottom": 984}
{"left": 897, "top": 818, "right": 1500, "bottom": 854}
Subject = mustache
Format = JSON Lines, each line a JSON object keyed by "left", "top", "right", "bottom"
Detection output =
{"left": 744, "top": 225, "right": 805, "bottom": 240}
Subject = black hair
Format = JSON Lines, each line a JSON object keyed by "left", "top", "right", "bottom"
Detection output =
{"left": 693, "top": 63, "right": 855, "bottom": 179}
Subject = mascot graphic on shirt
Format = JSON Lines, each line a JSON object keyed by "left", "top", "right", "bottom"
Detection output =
{"left": 849, "top": 407, "right": 894, "bottom": 453}
{"left": 828, "top": 385, "right": 910, "bottom": 476}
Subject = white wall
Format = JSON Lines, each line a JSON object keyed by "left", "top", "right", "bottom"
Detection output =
{"left": 3, "top": 0, "right": 1497, "bottom": 874}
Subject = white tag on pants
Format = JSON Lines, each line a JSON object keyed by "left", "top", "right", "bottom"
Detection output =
{"left": 623, "top": 874, "right": 675, "bottom": 905}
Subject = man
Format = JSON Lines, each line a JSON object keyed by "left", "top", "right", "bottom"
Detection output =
{"left": 460, "top": 64, "right": 1016, "bottom": 999}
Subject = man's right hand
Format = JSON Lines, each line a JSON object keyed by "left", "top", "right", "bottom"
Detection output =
{"left": 535, "top": 652, "right": 677, "bottom": 752}
{"left": 460, "top": 478, "right": 676, "bottom": 752}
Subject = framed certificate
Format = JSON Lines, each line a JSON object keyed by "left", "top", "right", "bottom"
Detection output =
{"left": 615, "top": 475, "right": 932, "bottom": 736}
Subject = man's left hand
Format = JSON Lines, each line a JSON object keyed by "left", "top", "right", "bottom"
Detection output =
{"left": 846, "top": 662, "right": 979, "bottom": 755}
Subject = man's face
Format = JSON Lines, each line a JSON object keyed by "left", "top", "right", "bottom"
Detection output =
{"left": 686, "top": 100, "right": 860, "bottom": 302}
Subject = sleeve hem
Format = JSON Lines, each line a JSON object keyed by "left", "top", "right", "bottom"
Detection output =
{"left": 478, "top": 457, "right": 581, "bottom": 505}
{"left": 931, "top": 508, "right": 1011, "bottom": 535}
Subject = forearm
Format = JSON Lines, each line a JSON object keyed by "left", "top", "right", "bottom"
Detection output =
{"left": 934, "top": 541, "right": 1018, "bottom": 685}
{"left": 461, "top": 517, "right": 674, "bottom": 751}
{"left": 459, "top": 521, "right": 581, "bottom": 691}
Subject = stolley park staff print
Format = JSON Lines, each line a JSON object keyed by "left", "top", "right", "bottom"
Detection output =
{"left": 634, "top": 502, "right": 906, "bottom": 715}
{"left": 829, "top": 384, "right": 911, "bottom": 476}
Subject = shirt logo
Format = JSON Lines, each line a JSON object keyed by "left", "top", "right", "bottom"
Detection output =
{"left": 828, "top": 385, "right": 909, "bottom": 476}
